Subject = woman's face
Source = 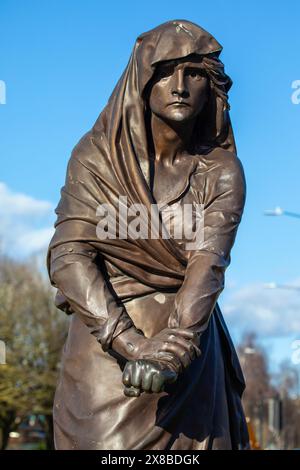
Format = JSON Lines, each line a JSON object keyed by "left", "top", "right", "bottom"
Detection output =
{"left": 148, "top": 57, "right": 209, "bottom": 124}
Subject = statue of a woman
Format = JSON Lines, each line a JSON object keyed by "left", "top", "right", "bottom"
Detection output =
{"left": 47, "top": 20, "right": 249, "bottom": 450}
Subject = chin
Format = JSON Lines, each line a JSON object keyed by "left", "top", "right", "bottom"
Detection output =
{"left": 165, "top": 111, "right": 194, "bottom": 123}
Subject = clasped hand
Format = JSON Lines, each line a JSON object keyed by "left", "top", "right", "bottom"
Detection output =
{"left": 122, "top": 328, "right": 201, "bottom": 397}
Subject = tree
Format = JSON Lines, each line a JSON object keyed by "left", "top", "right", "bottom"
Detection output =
{"left": 275, "top": 360, "right": 300, "bottom": 449}
{"left": 0, "top": 255, "right": 68, "bottom": 449}
{"left": 238, "top": 333, "right": 300, "bottom": 449}
{"left": 238, "top": 332, "right": 274, "bottom": 413}
{"left": 237, "top": 332, "right": 275, "bottom": 448}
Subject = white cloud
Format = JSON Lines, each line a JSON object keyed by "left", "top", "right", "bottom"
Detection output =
{"left": 0, "top": 182, "right": 55, "bottom": 257}
{"left": 17, "top": 227, "right": 55, "bottom": 253}
{"left": 222, "top": 280, "right": 300, "bottom": 338}
{"left": 0, "top": 182, "right": 52, "bottom": 215}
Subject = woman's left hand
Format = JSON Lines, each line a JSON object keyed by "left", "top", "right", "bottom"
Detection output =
{"left": 122, "top": 359, "right": 178, "bottom": 397}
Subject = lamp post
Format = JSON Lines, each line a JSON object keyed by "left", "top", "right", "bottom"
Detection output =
{"left": 264, "top": 283, "right": 300, "bottom": 291}
{"left": 264, "top": 207, "right": 300, "bottom": 219}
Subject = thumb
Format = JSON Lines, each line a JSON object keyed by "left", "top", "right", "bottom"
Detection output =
{"left": 123, "top": 385, "right": 141, "bottom": 397}
{"left": 162, "top": 367, "right": 178, "bottom": 384}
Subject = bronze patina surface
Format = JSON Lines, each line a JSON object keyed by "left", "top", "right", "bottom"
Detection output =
{"left": 47, "top": 20, "right": 249, "bottom": 450}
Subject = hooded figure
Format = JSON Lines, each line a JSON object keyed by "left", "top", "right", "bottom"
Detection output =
{"left": 47, "top": 20, "right": 250, "bottom": 450}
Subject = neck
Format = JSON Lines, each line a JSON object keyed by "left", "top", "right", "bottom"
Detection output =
{"left": 150, "top": 113, "right": 195, "bottom": 165}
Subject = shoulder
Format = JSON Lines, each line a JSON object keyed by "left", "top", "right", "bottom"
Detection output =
{"left": 69, "top": 131, "right": 95, "bottom": 165}
{"left": 192, "top": 147, "right": 246, "bottom": 206}
{"left": 196, "top": 147, "right": 244, "bottom": 175}
{"left": 66, "top": 130, "right": 109, "bottom": 179}
{"left": 194, "top": 147, "right": 245, "bottom": 186}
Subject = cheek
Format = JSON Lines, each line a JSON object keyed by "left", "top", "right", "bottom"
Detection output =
{"left": 191, "top": 82, "right": 209, "bottom": 109}
{"left": 149, "top": 83, "right": 168, "bottom": 112}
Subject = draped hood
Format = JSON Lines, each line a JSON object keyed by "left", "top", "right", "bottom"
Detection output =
{"left": 47, "top": 19, "right": 236, "bottom": 290}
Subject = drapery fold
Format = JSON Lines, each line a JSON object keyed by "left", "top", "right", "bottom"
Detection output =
{"left": 47, "top": 20, "right": 249, "bottom": 450}
{"left": 47, "top": 19, "right": 237, "bottom": 290}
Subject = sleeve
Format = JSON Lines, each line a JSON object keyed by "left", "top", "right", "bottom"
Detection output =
{"left": 168, "top": 154, "right": 246, "bottom": 335}
{"left": 49, "top": 241, "right": 134, "bottom": 351}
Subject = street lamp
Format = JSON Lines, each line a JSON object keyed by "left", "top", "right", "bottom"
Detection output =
{"left": 263, "top": 206, "right": 300, "bottom": 292}
{"left": 264, "top": 207, "right": 300, "bottom": 219}
{"left": 264, "top": 283, "right": 300, "bottom": 291}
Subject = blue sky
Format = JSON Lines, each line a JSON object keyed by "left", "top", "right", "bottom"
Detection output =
{"left": 1, "top": 0, "right": 300, "bottom": 371}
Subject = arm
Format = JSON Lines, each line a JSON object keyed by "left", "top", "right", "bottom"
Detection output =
{"left": 49, "top": 241, "right": 134, "bottom": 352}
{"left": 168, "top": 152, "right": 246, "bottom": 334}
{"left": 49, "top": 241, "right": 199, "bottom": 365}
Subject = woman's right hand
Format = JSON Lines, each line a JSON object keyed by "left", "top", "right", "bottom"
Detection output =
{"left": 112, "top": 326, "right": 201, "bottom": 372}
{"left": 136, "top": 327, "right": 201, "bottom": 370}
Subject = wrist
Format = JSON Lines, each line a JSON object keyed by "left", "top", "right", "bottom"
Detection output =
{"left": 142, "top": 351, "right": 183, "bottom": 375}
{"left": 111, "top": 325, "right": 146, "bottom": 361}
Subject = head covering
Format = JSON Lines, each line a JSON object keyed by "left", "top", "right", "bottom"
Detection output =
{"left": 47, "top": 20, "right": 236, "bottom": 292}
{"left": 94, "top": 19, "right": 235, "bottom": 187}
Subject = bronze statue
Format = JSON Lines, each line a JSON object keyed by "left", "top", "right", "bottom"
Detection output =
{"left": 47, "top": 20, "right": 250, "bottom": 450}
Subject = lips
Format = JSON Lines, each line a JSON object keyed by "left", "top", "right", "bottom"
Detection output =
{"left": 168, "top": 101, "right": 190, "bottom": 107}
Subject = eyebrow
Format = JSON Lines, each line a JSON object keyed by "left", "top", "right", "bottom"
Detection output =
{"left": 159, "top": 61, "right": 204, "bottom": 70}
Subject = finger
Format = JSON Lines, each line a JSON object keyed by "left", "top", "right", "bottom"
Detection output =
{"left": 161, "top": 342, "right": 192, "bottom": 368}
{"left": 189, "top": 342, "right": 201, "bottom": 359}
{"left": 122, "top": 362, "right": 134, "bottom": 386}
{"left": 170, "top": 329, "right": 201, "bottom": 351}
{"left": 162, "top": 368, "right": 178, "bottom": 384}
{"left": 123, "top": 385, "right": 141, "bottom": 397}
{"left": 168, "top": 328, "right": 197, "bottom": 340}
{"left": 141, "top": 368, "right": 153, "bottom": 392}
{"left": 151, "top": 372, "right": 165, "bottom": 393}
{"left": 175, "top": 350, "right": 191, "bottom": 369}
{"left": 168, "top": 336, "right": 197, "bottom": 361}
{"left": 168, "top": 330, "right": 201, "bottom": 359}
{"left": 131, "top": 362, "right": 143, "bottom": 388}
{"left": 194, "top": 345, "right": 202, "bottom": 357}
{"left": 170, "top": 333, "right": 201, "bottom": 360}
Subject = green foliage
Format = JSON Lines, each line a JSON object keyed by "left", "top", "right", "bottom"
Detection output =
{"left": 0, "top": 255, "right": 68, "bottom": 448}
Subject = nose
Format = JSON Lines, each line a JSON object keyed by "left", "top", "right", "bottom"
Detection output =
{"left": 171, "top": 69, "right": 188, "bottom": 98}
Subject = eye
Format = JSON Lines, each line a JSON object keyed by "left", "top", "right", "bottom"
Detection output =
{"left": 157, "top": 65, "right": 174, "bottom": 80}
{"left": 186, "top": 68, "right": 204, "bottom": 80}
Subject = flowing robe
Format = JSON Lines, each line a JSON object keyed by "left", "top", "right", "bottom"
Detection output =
{"left": 47, "top": 19, "right": 250, "bottom": 450}
{"left": 48, "top": 144, "right": 249, "bottom": 450}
